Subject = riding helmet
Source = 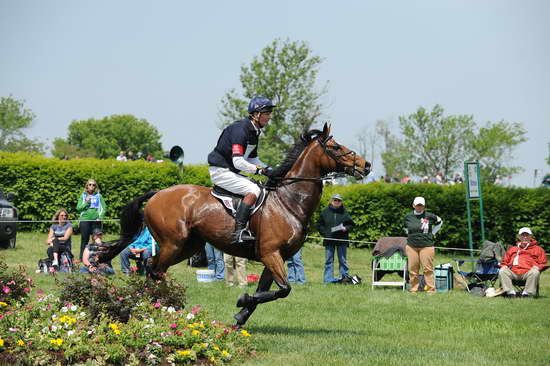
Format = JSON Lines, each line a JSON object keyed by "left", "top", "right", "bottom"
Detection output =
{"left": 248, "top": 96, "right": 276, "bottom": 114}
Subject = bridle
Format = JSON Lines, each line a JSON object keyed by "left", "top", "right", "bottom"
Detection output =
{"left": 265, "top": 135, "right": 364, "bottom": 187}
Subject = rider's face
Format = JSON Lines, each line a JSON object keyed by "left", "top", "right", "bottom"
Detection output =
{"left": 254, "top": 111, "right": 272, "bottom": 128}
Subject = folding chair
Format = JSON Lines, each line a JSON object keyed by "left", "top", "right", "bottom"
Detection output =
{"left": 372, "top": 252, "right": 408, "bottom": 291}
{"left": 511, "top": 266, "right": 548, "bottom": 298}
{"left": 454, "top": 258, "right": 499, "bottom": 293}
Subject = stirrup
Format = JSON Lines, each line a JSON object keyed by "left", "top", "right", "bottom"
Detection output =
{"left": 232, "top": 228, "right": 255, "bottom": 244}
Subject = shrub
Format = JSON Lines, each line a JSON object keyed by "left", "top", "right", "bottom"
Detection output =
{"left": 0, "top": 258, "right": 33, "bottom": 304}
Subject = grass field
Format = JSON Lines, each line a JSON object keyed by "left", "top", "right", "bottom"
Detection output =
{"left": 2, "top": 232, "right": 549, "bottom": 366}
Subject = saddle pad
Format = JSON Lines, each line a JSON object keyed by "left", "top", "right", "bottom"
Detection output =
{"left": 211, "top": 186, "right": 267, "bottom": 216}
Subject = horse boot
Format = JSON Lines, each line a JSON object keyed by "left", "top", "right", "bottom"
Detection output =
{"left": 231, "top": 203, "right": 255, "bottom": 244}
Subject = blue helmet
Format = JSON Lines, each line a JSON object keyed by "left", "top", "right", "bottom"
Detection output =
{"left": 247, "top": 96, "right": 276, "bottom": 114}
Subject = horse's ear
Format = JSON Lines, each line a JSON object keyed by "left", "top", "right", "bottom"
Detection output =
{"left": 322, "top": 122, "right": 331, "bottom": 138}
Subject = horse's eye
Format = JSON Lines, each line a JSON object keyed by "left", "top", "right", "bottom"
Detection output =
{"left": 333, "top": 145, "right": 341, "bottom": 151}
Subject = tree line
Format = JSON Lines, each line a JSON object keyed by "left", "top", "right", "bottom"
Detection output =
{"left": 1, "top": 38, "right": 547, "bottom": 183}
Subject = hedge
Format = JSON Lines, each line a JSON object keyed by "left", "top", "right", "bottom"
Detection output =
{"left": 1, "top": 152, "right": 549, "bottom": 251}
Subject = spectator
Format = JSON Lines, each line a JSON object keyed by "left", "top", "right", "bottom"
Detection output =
{"left": 116, "top": 151, "right": 127, "bottom": 161}
{"left": 435, "top": 172, "right": 444, "bottom": 185}
{"left": 146, "top": 153, "right": 156, "bottom": 163}
{"left": 494, "top": 175, "right": 503, "bottom": 185}
{"left": 45, "top": 209, "right": 73, "bottom": 270}
{"left": 498, "top": 227, "right": 548, "bottom": 297}
{"left": 287, "top": 249, "right": 306, "bottom": 284}
{"left": 317, "top": 194, "right": 355, "bottom": 283}
{"left": 224, "top": 254, "right": 247, "bottom": 287}
{"left": 453, "top": 172, "right": 464, "bottom": 184}
{"left": 404, "top": 196, "right": 443, "bottom": 293}
{"left": 119, "top": 225, "right": 158, "bottom": 275}
{"left": 421, "top": 176, "right": 430, "bottom": 184}
{"left": 79, "top": 228, "right": 114, "bottom": 275}
{"left": 76, "top": 179, "right": 106, "bottom": 261}
{"left": 127, "top": 151, "right": 135, "bottom": 161}
{"left": 205, "top": 243, "right": 224, "bottom": 281}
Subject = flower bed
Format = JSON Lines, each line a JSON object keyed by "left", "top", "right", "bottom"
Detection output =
{"left": 0, "top": 260, "right": 255, "bottom": 365}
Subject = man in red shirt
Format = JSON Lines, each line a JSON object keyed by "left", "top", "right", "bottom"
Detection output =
{"left": 499, "top": 227, "right": 548, "bottom": 297}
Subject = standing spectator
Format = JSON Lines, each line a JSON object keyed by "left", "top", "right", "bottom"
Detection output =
{"left": 205, "top": 243, "right": 225, "bottom": 281}
{"left": 453, "top": 173, "right": 464, "bottom": 184}
{"left": 317, "top": 194, "right": 355, "bottom": 283}
{"left": 45, "top": 209, "right": 73, "bottom": 270}
{"left": 498, "top": 227, "right": 548, "bottom": 297}
{"left": 79, "top": 228, "right": 115, "bottom": 275}
{"left": 287, "top": 249, "right": 306, "bottom": 284}
{"left": 116, "top": 151, "right": 127, "bottom": 161}
{"left": 224, "top": 254, "right": 247, "bottom": 287}
{"left": 76, "top": 179, "right": 106, "bottom": 261}
{"left": 404, "top": 197, "right": 443, "bottom": 293}
{"left": 119, "top": 225, "right": 158, "bottom": 275}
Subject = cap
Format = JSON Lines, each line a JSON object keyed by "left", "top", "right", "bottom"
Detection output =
{"left": 331, "top": 194, "right": 343, "bottom": 201}
{"left": 413, "top": 197, "right": 425, "bottom": 206}
{"left": 518, "top": 227, "right": 532, "bottom": 235}
{"left": 92, "top": 227, "right": 103, "bottom": 236}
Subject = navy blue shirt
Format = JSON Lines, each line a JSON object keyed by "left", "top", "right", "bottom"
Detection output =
{"left": 208, "top": 117, "right": 260, "bottom": 172}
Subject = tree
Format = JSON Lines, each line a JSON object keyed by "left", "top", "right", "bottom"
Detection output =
{"left": 219, "top": 39, "right": 328, "bottom": 166}
{"left": 52, "top": 114, "right": 163, "bottom": 159}
{"left": 379, "top": 105, "right": 526, "bottom": 182}
{"left": 0, "top": 95, "right": 45, "bottom": 154}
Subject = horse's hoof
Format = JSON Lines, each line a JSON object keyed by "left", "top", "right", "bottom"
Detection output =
{"left": 234, "top": 308, "right": 249, "bottom": 326}
{"left": 236, "top": 293, "right": 251, "bottom": 308}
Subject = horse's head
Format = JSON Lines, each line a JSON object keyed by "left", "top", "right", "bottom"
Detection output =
{"left": 315, "top": 123, "right": 371, "bottom": 179}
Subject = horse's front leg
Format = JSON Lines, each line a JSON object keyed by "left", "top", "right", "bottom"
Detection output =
{"left": 234, "top": 253, "right": 291, "bottom": 326}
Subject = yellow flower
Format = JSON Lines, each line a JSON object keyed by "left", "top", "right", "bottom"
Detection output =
{"left": 200, "top": 343, "right": 208, "bottom": 348}
{"left": 50, "top": 338, "right": 63, "bottom": 346}
{"left": 17, "top": 339, "right": 25, "bottom": 346}
{"left": 109, "top": 323, "right": 121, "bottom": 334}
{"left": 0, "top": 339, "right": 4, "bottom": 347}
{"left": 213, "top": 346, "right": 220, "bottom": 351}
{"left": 209, "top": 357, "right": 216, "bottom": 362}
{"left": 58, "top": 315, "right": 77, "bottom": 325}
{"left": 187, "top": 323, "right": 195, "bottom": 328}
{"left": 240, "top": 329, "right": 251, "bottom": 337}
{"left": 177, "top": 350, "right": 192, "bottom": 356}
{"left": 191, "top": 329, "right": 201, "bottom": 336}
{"left": 0, "top": 302, "right": 8, "bottom": 307}
{"left": 222, "top": 350, "right": 230, "bottom": 357}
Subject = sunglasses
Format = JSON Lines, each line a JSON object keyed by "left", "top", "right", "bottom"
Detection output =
{"left": 59, "top": 214, "right": 67, "bottom": 217}
{"left": 87, "top": 183, "right": 97, "bottom": 187}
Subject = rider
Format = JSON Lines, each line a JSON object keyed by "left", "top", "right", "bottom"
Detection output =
{"left": 208, "top": 96, "right": 276, "bottom": 244}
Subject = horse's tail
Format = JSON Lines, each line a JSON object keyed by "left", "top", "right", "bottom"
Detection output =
{"left": 96, "top": 191, "right": 157, "bottom": 262}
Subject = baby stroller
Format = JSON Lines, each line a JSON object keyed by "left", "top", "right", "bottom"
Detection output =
{"left": 454, "top": 240, "right": 505, "bottom": 295}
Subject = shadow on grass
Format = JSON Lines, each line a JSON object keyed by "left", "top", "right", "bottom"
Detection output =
{"left": 250, "top": 324, "right": 368, "bottom": 337}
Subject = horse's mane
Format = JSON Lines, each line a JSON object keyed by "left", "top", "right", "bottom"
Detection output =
{"left": 270, "top": 129, "right": 323, "bottom": 178}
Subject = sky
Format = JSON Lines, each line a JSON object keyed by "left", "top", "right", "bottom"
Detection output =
{"left": 1, "top": 1, "right": 549, "bottom": 187}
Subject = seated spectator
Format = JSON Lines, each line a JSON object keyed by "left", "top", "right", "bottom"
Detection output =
{"left": 120, "top": 225, "right": 158, "bottom": 275}
{"left": 498, "top": 227, "right": 548, "bottom": 297}
{"left": 79, "top": 228, "right": 115, "bottom": 275}
{"left": 116, "top": 151, "right": 127, "bottom": 161}
{"left": 45, "top": 209, "right": 73, "bottom": 270}
{"left": 127, "top": 151, "right": 135, "bottom": 161}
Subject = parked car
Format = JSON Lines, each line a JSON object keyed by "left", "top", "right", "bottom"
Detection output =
{"left": 0, "top": 190, "right": 17, "bottom": 249}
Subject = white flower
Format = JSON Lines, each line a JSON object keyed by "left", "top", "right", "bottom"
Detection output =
{"left": 42, "top": 326, "right": 49, "bottom": 333}
{"left": 167, "top": 306, "right": 175, "bottom": 313}
{"left": 67, "top": 330, "right": 75, "bottom": 337}
{"left": 61, "top": 306, "right": 68, "bottom": 313}
{"left": 144, "top": 324, "right": 151, "bottom": 329}
{"left": 51, "top": 325, "right": 58, "bottom": 332}
{"left": 148, "top": 318, "right": 155, "bottom": 323}
{"left": 80, "top": 312, "right": 86, "bottom": 317}
{"left": 161, "top": 306, "right": 167, "bottom": 312}
{"left": 70, "top": 305, "right": 77, "bottom": 311}
{"left": 186, "top": 313, "right": 194, "bottom": 320}
{"left": 51, "top": 314, "right": 57, "bottom": 320}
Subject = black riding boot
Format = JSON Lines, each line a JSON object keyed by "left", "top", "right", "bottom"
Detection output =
{"left": 231, "top": 203, "right": 255, "bottom": 244}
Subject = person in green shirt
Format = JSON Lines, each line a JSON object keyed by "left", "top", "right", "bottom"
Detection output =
{"left": 76, "top": 179, "right": 106, "bottom": 261}
{"left": 404, "top": 196, "right": 443, "bottom": 293}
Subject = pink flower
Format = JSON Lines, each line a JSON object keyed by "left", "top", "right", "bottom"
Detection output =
{"left": 36, "top": 289, "right": 44, "bottom": 295}
{"left": 3, "top": 286, "right": 10, "bottom": 294}
{"left": 23, "top": 288, "right": 30, "bottom": 292}
{"left": 170, "top": 323, "right": 177, "bottom": 329}
{"left": 154, "top": 302, "right": 161, "bottom": 309}
{"left": 191, "top": 305, "right": 201, "bottom": 314}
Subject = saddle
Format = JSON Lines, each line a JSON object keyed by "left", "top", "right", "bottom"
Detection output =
{"left": 210, "top": 185, "right": 267, "bottom": 217}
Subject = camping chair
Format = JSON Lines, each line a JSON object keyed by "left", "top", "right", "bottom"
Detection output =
{"left": 454, "top": 258, "right": 500, "bottom": 293}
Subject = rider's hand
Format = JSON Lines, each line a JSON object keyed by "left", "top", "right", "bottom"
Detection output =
{"left": 260, "top": 167, "right": 274, "bottom": 178}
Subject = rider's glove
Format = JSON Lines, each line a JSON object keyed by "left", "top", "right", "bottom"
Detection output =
{"left": 260, "top": 167, "right": 274, "bottom": 178}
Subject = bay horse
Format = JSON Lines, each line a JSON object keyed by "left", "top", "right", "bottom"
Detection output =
{"left": 99, "top": 123, "right": 370, "bottom": 326}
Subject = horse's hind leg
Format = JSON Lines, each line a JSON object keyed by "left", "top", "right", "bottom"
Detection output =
{"left": 234, "top": 253, "right": 291, "bottom": 326}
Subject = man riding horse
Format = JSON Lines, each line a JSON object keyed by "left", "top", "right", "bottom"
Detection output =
{"left": 207, "top": 96, "right": 276, "bottom": 244}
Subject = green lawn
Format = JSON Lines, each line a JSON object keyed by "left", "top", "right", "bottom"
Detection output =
{"left": 2, "top": 233, "right": 549, "bottom": 366}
